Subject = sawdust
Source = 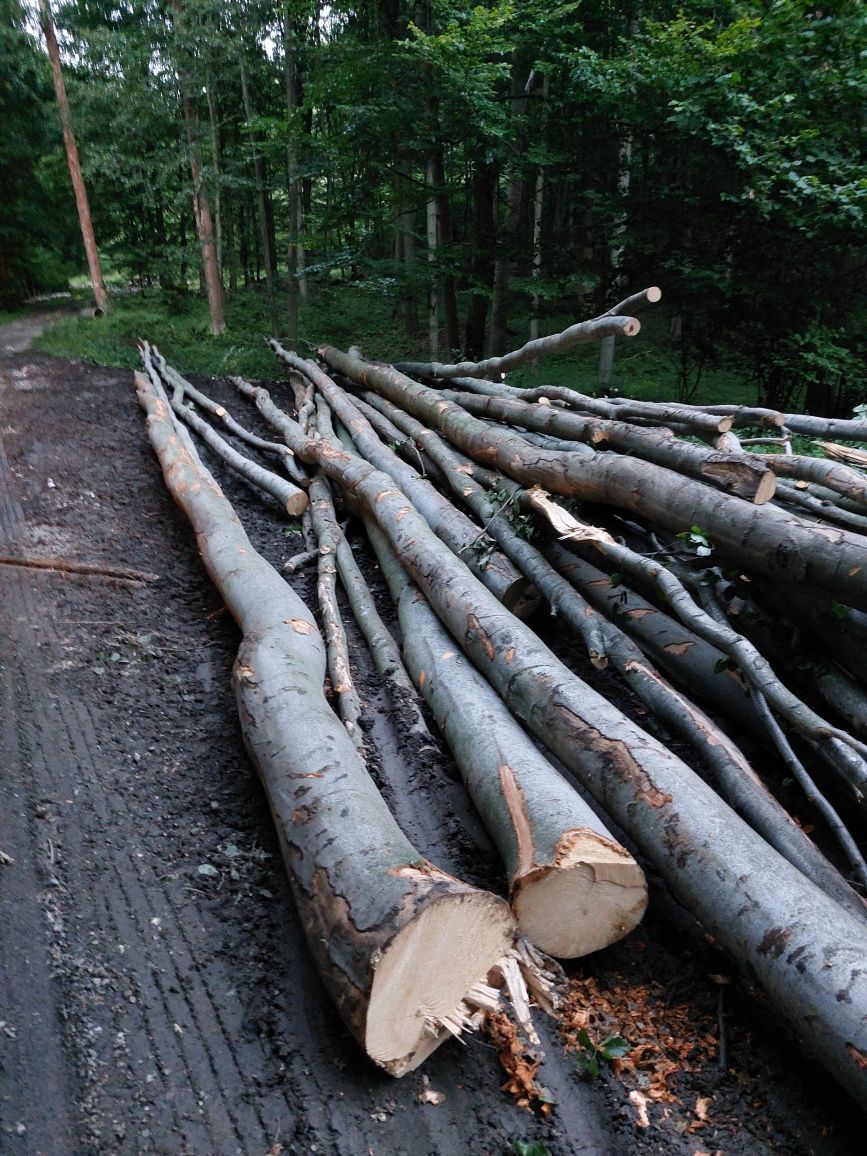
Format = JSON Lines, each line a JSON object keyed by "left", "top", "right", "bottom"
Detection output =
{"left": 482, "top": 1011, "right": 552, "bottom": 1113}
{"left": 560, "top": 973, "right": 718, "bottom": 1107}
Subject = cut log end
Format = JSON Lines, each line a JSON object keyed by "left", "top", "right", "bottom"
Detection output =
{"left": 754, "top": 469, "right": 778, "bottom": 505}
{"left": 511, "top": 829, "right": 647, "bottom": 959}
{"left": 365, "top": 891, "right": 515, "bottom": 1076}
{"left": 284, "top": 490, "right": 310, "bottom": 517}
{"left": 646, "top": 286, "right": 662, "bottom": 304}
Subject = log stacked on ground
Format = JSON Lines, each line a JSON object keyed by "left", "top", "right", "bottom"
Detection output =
{"left": 138, "top": 295, "right": 867, "bottom": 1110}
{"left": 134, "top": 367, "right": 518, "bottom": 1077}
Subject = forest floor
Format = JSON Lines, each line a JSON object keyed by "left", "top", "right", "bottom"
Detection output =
{"left": 0, "top": 334, "right": 863, "bottom": 1154}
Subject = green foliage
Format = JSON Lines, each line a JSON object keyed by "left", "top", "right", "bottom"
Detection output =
{"left": 677, "top": 525, "right": 713, "bottom": 557}
{"left": 0, "top": 0, "right": 77, "bottom": 305}
{"left": 573, "top": 1027, "right": 631, "bottom": 1079}
{"left": 4, "top": 0, "right": 862, "bottom": 412}
{"left": 512, "top": 1141, "right": 550, "bottom": 1156}
{"left": 32, "top": 281, "right": 421, "bottom": 378}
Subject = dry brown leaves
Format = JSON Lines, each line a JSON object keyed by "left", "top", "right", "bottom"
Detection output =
{"left": 560, "top": 974, "right": 717, "bottom": 1108}
{"left": 482, "top": 1010, "right": 552, "bottom": 1113}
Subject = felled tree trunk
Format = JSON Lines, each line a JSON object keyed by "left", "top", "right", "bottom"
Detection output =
{"left": 397, "top": 315, "right": 640, "bottom": 380}
{"left": 366, "top": 520, "right": 647, "bottom": 958}
{"left": 319, "top": 346, "right": 867, "bottom": 610}
{"left": 245, "top": 369, "right": 867, "bottom": 1108}
{"left": 267, "top": 343, "right": 538, "bottom": 616}
{"left": 134, "top": 369, "right": 515, "bottom": 1076}
{"left": 439, "top": 388, "right": 775, "bottom": 503}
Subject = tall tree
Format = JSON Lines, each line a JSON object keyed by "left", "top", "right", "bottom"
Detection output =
{"left": 171, "top": 0, "right": 225, "bottom": 335}
{"left": 38, "top": 0, "right": 108, "bottom": 314}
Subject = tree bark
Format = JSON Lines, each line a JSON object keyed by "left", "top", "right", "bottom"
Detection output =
{"left": 283, "top": 9, "right": 306, "bottom": 344}
{"left": 438, "top": 389, "right": 775, "bottom": 504}
{"left": 367, "top": 521, "right": 648, "bottom": 958}
{"left": 144, "top": 352, "right": 307, "bottom": 516}
{"left": 321, "top": 346, "right": 867, "bottom": 610}
{"left": 39, "top": 0, "right": 108, "bottom": 316}
{"left": 342, "top": 393, "right": 862, "bottom": 915}
{"left": 489, "top": 55, "right": 532, "bottom": 358}
{"left": 204, "top": 65, "right": 223, "bottom": 280}
{"left": 239, "top": 50, "right": 279, "bottom": 337}
{"left": 171, "top": 1, "right": 225, "bottom": 335}
{"left": 464, "top": 158, "right": 497, "bottom": 359}
{"left": 397, "top": 314, "right": 639, "bottom": 380}
{"left": 154, "top": 354, "right": 308, "bottom": 486}
{"left": 425, "top": 154, "right": 439, "bottom": 359}
{"left": 135, "top": 367, "right": 515, "bottom": 1076}
{"left": 232, "top": 372, "right": 867, "bottom": 1109}
{"left": 268, "top": 343, "right": 538, "bottom": 615}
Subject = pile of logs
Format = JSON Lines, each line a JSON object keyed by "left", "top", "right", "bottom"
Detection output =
{"left": 135, "top": 289, "right": 867, "bottom": 1110}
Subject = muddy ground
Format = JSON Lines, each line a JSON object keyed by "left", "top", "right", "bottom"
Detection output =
{"left": 0, "top": 341, "right": 862, "bottom": 1155}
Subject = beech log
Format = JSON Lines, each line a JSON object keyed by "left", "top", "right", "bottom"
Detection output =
{"left": 267, "top": 344, "right": 538, "bottom": 616}
{"left": 366, "top": 521, "right": 648, "bottom": 957}
{"left": 134, "top": 369, "right": 516, "bottom": 1076}
{"left": 239, "top": 371, "right": 867, "bottom": 1108}
{"left": 438, "top": 389, "right": 775, "bottom": 504}
{"left": 152, "top": 351, "right": 309, "bottom": 487}
{"left": 395, "top": 314, "right": 639, "bottom": 379}
{"left": 318, "top": 346, "right": 867, "bottom": 610}
{"left": 761, "top": 453, "right": 867, "bottom": 507}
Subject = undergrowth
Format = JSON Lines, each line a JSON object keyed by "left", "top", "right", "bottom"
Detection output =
{"left": 32, "top": 282, "right": 753, "bottom": 404}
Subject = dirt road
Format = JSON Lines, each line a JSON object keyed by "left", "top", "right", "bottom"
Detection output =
{"left": 0, "top": 340, "right": 861, "bottom": 1154}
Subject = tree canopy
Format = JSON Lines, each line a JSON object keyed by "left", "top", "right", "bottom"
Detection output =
{"left": 2, "top": 0, "right": 864, "bottom": 408}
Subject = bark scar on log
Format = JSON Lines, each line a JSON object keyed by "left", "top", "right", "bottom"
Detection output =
{"left": 498, "top": 764, "right": 536, "bottom": 879}
{"left": 552, "top": 702, "right": 672, "bottom": 809}
{"left": 758, "top": 927, "right": 793, "bottom": 959}
{"left": 285, "top": 617, "right": 313, "bottom": 634}
{"left": 467, "top": 614, "right": 496, "bottom": 661}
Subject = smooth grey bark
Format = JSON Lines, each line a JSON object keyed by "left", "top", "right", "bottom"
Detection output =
{"left": 135, "top": 367, "right": 515, "bottom": 1077}
{"left": 319, "top": 346, "right": 867, "bottom": 611}
{"left": 230, "top": 373, "right": 867, "bottom": 1109}
{"left": 367, "top": 520, "right": 648, "bottom": 958}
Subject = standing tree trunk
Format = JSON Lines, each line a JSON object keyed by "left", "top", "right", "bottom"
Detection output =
{"left": 282, "top": 9, "right": 305, "bottom": 343}
{"left": 395, "top": 154, "right": 419, "bottom": 339}
{"left": 39, "top": 0, "right": 108, "bottom": 316}
{"left": 204, "top": 66, "right": 224, "bottom": 281}
{"left": 431, "top": 148, "right": 460, "bottom": 355}
{"left": 171, "top": 1, "right": 225, "bottom": 335}
{"left": 489, "top": 57, "right": 532, "bottom": 357}
{"left": 528, "top": 77, "right": 550, "bottom": 369}
{"left": 239, "top": 51, "right": 279, "bottom": 337}
{"left": 464, "top": 157, "right": 497, "bottom": 359}
{"left": 425, "top": 154, "right": 439, "bottom": 359}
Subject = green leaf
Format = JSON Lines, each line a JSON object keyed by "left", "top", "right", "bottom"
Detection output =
{"left": 599, "top": 1034, "right": 630, "bottom": 1059}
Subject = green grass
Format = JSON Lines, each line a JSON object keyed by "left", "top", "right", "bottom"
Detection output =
{"left": 33, "top": 282, "right": 418, "bottom": 381}
{"left": 31, "top": 280, "right": 754, "bottom": 404}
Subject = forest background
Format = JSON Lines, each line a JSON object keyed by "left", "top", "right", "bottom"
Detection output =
{"left": 1, "top": 0, "right": 864, "bottom": 410}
